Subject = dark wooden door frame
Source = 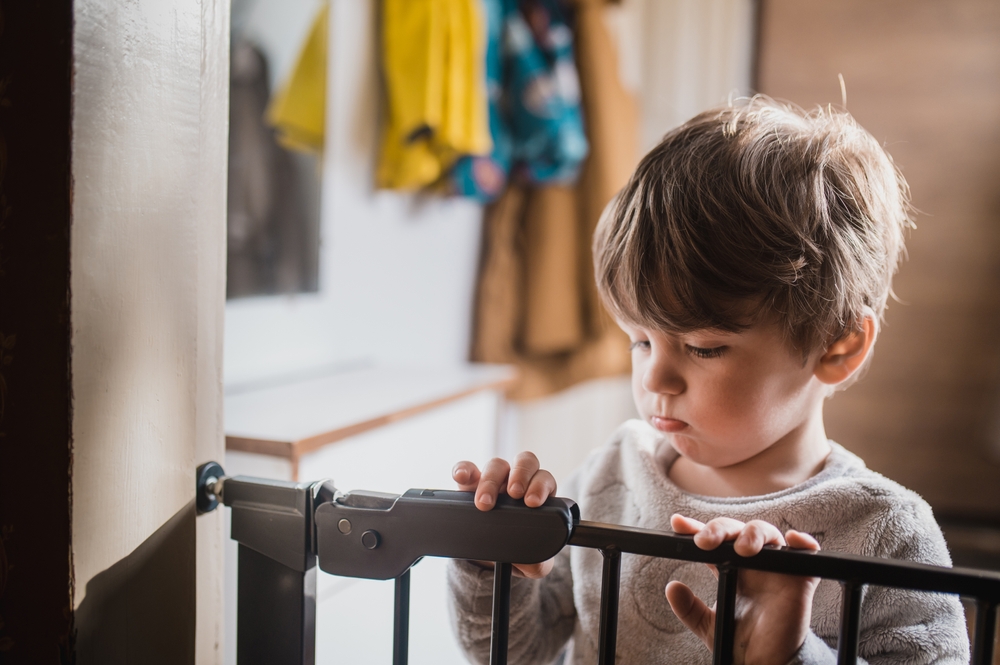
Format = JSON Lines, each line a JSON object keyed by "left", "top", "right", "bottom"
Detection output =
{"left": 0, "top": 1, "right": 75, "bottom": 662}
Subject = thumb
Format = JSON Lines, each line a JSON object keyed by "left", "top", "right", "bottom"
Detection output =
{"left": 666, "top": 581, "right": 715, "bottom": 651}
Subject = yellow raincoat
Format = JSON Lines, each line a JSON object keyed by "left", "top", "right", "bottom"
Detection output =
{"left": 267, "top": 3, "right": 329, "bottom": 153}
{"left": 377, "top": 0, "right": 492, "bottom": 190}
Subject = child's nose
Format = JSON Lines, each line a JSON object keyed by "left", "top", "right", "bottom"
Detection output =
{"left": 643, "top": 354, "right": 686, "bottom": 395}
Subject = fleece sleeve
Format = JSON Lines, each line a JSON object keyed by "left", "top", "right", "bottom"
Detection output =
{"left": 788, "top": 580, "right": 967, "bottom": 665}
{"left": 447, "top": 547, "right": 577, "bottom": 665}
{"left": 788, "top": 631, "right": 838, "bottom": 665}
{"left": 791, "top": 498, "right": 969, "bottom": 665}
{"left": 851, "top": 499, "right": 969, "bottom": 665}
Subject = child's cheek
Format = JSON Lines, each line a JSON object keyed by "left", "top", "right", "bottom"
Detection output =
{"left": 698, "top": 373, "right": 769, "bottom": 437}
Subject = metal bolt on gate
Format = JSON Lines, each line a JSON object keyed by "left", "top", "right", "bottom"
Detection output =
{"left": 196, "top": 462, "right": 1000, "bottom": 665}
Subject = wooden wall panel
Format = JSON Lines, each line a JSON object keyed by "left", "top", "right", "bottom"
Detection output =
{"left": 758, "top": 0, "right": 1000, "bottom": 517}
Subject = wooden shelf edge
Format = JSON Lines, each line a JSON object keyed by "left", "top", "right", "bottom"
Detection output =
{"left": 225, "top": 370, "right": 515, "bottom": 462}
{"left": 225, "top": 435, "right": 296, "bottom": 459}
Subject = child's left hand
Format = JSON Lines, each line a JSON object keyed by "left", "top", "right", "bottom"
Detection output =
{"left": 666, "top": 514, "right": 821, "bottom": 665}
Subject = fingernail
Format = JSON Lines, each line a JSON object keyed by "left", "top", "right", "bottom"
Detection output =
{"left": 479, "top": 494, "right": 493, "bottom": 507}
{"left": 509, "top": 482, "right": 523, "bottom": 495}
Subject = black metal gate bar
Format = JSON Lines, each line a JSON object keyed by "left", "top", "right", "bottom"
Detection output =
{"left": 490, "top": 562, "right": 513, "bottom": 665}
{"left": 597, "top": 549, "right": 622, "bottom": 665}
{"left": 393, "top": 570, "right": 411, "bottom": 665}
{"left": 568, "top": 521, "right": 1000, "bottom": 599}
{"left": 236, "top": 545, "right": 318, "bottom": 665}
{"left": 712, "top": 566, "right": 739, "bottom": 665}
{"left": 972, "top": 601, "right": 997, "bottom": 665}
{"left": 837, "top": 581, "right": 863, "bottom": 665}
{"left": 215, "top": 472, "right": 319, "bottom": 665}
{"left": 571, "top": 520, "right": 1000, "bottom": 665}
{"left": 196, "top": 467, "right": 1000, "bottom": 665}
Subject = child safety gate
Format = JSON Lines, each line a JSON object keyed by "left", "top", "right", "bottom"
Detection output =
{"left": 195, "top": 462, "right": 1000, "bottom": 665}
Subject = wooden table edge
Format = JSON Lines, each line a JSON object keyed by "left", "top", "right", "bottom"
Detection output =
{"left": 225, "top": 371, "right": 516, "bottom": 480}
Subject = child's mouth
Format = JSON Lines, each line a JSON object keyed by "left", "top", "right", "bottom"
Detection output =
{"left": 651, "top": 416, "right": 688, "bottom": 433}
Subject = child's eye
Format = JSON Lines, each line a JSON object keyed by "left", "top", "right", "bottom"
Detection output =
{"left": 686, "top": 345, "right": 727, "bottom": 359}
{"left": 629, "top": 340, "right": 650, "bottom": 352}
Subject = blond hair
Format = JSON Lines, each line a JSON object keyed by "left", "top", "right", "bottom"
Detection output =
{"left": 595, "top": 97, "right": 912, "bottom": 353}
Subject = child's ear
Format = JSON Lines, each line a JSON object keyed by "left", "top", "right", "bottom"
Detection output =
{"left": 814, "top": 314, "right": 878, "bottom": 386}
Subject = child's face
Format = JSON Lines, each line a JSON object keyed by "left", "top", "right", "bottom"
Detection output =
{"left": 621, "top": 320, "right": 826, "bottom": 469}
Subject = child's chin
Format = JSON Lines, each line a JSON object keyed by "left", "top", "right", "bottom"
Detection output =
{"left": 671, "top": 436, "right": 732, "bottom": 468}
{"left": 670, "top": 435, "right": 701, "bottom": 460}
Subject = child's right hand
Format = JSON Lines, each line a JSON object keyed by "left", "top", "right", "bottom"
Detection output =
{"left": 666, "top": 514, "right": 821, "bottom": 665}
{"left": 452, "top": 451, "right": 557, "bottom": 579}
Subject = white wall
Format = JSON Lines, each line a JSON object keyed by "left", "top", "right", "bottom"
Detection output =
{"left": 501, "top": 377, "right": 639, "bottom": 486}
{"left": 224, "top": 0, "right": 484, "bottom": 388}
{"left": 617, "top": 0, "right": 757, "bottom": 152}
{"left": 71, "top": 0, "right": 228, "bottom": 662}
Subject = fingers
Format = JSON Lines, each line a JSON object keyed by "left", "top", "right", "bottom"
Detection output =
{"left": 692, "top": 516, "right": 748, "bottom": 550}
{"left": 785, "top": 529, "right": 820, "bottom": 551}
{"left": 670, "top": 514, "right": 706, "bottom": 534}
{"left": 733, "top": 520, "right": 786, "bottom": 557}
{"left": 508, "top": 451, "right": 558, "bottom": 506}
{"left": 665, "top": 581, "right": 714, "bottom": 650}
{"left": 507, "top": 452, "right": 540, "bottom": 499}
{"left": 455, "top": 453, "right": 557, "bottom": 511}
{"left": 475, "top": 457, "right": 511, "bottom": 510}
{"left": 671, "top": 514, "right": 792, "bottom": 556}
{"left": 452, "top": 461, "right": 481, "bottom": 491}
{"left": 524, "top": 469, "right": 556, "bottom": 507}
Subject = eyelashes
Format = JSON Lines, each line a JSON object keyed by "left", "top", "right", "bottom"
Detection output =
{"left": 628, "top": 340, "right": 728, "bottom": 359}
{"left": 686, "top": 345, "right": 727, "bottom": 359}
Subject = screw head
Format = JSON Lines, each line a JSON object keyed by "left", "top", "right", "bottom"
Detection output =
{"left": 338, "top": 519, "right": 352, "bottom": 534}
{"left": 361, "top": 530, "right": 381, "bottom": 550}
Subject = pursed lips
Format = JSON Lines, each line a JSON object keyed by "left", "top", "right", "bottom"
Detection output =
{"left": 650, "top": 415, "right": 688, "bottom": 433}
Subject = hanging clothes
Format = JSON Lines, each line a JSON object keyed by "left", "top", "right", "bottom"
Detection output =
{"left": 377, "top": 0, "right": 493, "bottom": 190}
{"left": 267, "top": 2, "right": 329, "bottom": 153}
{"left": 451, "top": 0, "right": 589, "bottom": 201}
{"left": 471, "top": 0, "right": 636, "bottom": 399}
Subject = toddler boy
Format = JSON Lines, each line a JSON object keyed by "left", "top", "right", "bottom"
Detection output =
{"left": 448, "top": 98, "right": 969, "bottom": 664}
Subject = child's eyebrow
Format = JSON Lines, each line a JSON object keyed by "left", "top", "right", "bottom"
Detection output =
{"left": 684, "top": 327, "right": 743, "bottom": 338}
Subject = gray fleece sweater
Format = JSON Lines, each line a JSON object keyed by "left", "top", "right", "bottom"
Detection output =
{"left": 447, "top": 420, "right": 969, "bottom": 665}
